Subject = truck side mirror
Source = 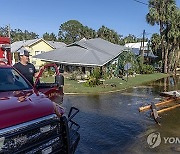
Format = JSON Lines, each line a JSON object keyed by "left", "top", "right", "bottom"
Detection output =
{"left": 55, "top": 74, "right": 64, "bottom": 87}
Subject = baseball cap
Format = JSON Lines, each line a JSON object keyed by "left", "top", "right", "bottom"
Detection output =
{"left": 19, "top": 49, "right": 31, "bottom": 57}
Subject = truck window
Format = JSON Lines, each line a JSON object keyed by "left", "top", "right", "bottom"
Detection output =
{"left": 0, "top": 68, "right": 32, "bottom": 92}
{"left": 38, "top": 66, "right": 56, "bottom": 83}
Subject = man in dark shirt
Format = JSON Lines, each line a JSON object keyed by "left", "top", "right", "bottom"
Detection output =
{"left": 13, "top": 49, "right": 38, "bottom": 85}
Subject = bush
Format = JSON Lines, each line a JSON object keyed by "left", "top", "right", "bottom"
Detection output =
{"left": 141, "top": 64, "right": 155, "bottom": 74}
{"left": 91, "top": 67, "right": 101, "bottom": 79}
{"left": 69, "top": 71, "right": 83, "bottom": 80}
{"left": 85, "top": 68, "right": 102, "bottom": 87}
{"left": 84, "top": 76, "right": 102, "bottom": 87}
{"left": 126, "top": 69, "right": 135, "bottom": 75}
{"left": 102, "top": 72, "right": 110, "bottom": 79}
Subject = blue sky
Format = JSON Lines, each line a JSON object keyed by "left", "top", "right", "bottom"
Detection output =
{"left": 1, "top": 0, "right": 180, "bottom": 38}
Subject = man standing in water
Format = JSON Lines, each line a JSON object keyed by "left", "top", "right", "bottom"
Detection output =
{"left": 13, "top": 49, "right": 39, "bottom": 85}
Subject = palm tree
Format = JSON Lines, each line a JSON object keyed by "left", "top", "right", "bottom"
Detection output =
{"left": 146, "top": 0, "right": 176, "bottom": 73}
{"left": 150, "top": 33, "right": 161, "bottom": 58}
{"left": 166, "top": 5, "right": 180, "bottom": 74}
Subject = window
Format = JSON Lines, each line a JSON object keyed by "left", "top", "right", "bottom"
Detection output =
{"left": 0, "top": 68, "right": 32, "bottom": 91}
{"left": 35, "top": 51, "right": 45, "bottom": 55}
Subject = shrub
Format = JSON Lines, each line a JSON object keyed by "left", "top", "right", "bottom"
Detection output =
{"left": 84, "top": 76, "right": 102, "bottom": 87}
{"left": 85, "top": 68, "right": 102, "bottom": 87}
{"left": 69, "top": 71, "right": 77, "bottom": 80}
{"left": 102, "top": 72, "right": 110, "bottom": 79}
{"left": 141, "top": 64, "right": 155, "bottom": 74}
{"left": 126, "top": 69, "right": 135, "bottom": 75}
{"left": 69, "top": 71, "right": 83, "bottom": 80}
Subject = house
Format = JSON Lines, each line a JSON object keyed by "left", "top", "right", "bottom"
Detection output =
{"left": 34, "top": 38, "right": 128, "bottom": 74}
{"left": 125, "top": 42, "right": 149, "bottom": 49}
{"left": 125, "top": 42, "right": 157, "bottom": 59}
{"left": 11, "top": 38, "right": 66, "bottom": 69}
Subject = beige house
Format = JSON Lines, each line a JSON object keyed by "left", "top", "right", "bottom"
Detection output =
{"left": 11, "top": 38, "right": 66, "bottom": 69}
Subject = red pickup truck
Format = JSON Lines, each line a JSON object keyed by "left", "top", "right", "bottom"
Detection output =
{"left": 0, "top": 37, "right": 80, "bottom": 153}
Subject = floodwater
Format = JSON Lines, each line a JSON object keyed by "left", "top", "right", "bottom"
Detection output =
{"left": 62, "top": 75, "right": 180, "bottom": 154}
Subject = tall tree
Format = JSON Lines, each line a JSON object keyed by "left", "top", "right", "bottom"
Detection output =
{"left": 43, "top": 32, "right": 57, "bottom": 41}
{"left": 10, "top": 29, "right": 39, "bottom": 42}
{"left": 0, "top": 25, "right": 9, "bottom": 37}
{"left": 150, "top": 33, "right": 161, "bottom": 59}
{"left": 81, "top": 26, "right": 97, "bottom": 39}
{"left": 165, "top": 5, "right": 180, "bottom": 73}
{"left": 58, "top": 20, "right": 84, "bottom": 44}
{"left": 146, "top": 0, "right": 177, "bottom": 73}
{"left": 97, "top": 25, "right": 124, "bottom": 45}
{"left": 58, "top": 20, "right": 97, "bottom": 44}
{"left": 123, "top": 34, "right": 143, "bottom": 44}
{"left": 0, "top": 26, "right": 39, "bottom": 43}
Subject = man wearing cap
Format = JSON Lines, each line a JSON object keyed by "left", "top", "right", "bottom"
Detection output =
{"left": 13, "top": 49, "right": 38, "bottom": 85}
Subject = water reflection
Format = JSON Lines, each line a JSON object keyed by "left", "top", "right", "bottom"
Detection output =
{"left": 62, "top": 75, "right": 180, "bottom": 154}
{"left": 147, "top": 75, "right": 180, "bottom": 92}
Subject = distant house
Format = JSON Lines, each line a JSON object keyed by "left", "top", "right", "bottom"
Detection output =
{"left": 11, "top": 38, "right": 66, "bottom": 69}
{"left": 125, "top": 42, "right": 157, "bottom": 59}
{"left": 34, "top": 38, "right": 128, "bottom": 74}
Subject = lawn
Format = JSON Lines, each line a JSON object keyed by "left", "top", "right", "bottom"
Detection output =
{"left": 41, "top": 73, "right": 169, "bottom": 94}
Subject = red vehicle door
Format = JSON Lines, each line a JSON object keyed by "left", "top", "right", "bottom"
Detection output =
{"left": 34, "top": 63, "right": 64, "bottom": 104}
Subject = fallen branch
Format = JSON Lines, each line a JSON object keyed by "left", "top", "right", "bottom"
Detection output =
{"left": 139, "top": 97, "right": 180, "bottom": 112}
{"left": 157, "top": 104, "right": 180, "bottom": 114}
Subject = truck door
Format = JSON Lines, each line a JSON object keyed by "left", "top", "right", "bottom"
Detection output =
{"left": 34, "top": 63, "right": 64, "bottom": 104}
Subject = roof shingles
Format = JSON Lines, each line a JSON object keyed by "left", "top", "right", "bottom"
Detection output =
{"left": 34, "top": 38, "right": 127, "bottom": 66}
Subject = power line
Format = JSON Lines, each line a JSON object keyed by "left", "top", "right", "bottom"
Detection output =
{"left": 133, "top": 0, "right": 148, "bottom": 6}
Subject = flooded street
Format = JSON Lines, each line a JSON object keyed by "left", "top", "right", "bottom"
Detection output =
{"left": 62, "top": 76, "right": 180, "bottom": 154}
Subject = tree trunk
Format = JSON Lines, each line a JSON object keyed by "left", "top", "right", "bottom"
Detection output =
{"left": 167, "top": 49, "right": 172, "bottom": 73}
{"left": 163, "top": 77, "right": 167, "bottom": 92}
{"left": 159, "top": 21, "right": 165, "bottom": 72}
{"left": 163, "top": 20, "right": 170, "bottom": 74}
{"left": 175, "top": 47, "right": 180, "bottom": 75}
{"left": 172, "top": 39, "right": 176, "bottom": 74}
{"left": 172, "top": 38, "right": 179, "bottom": 75}
{"left": 164, "top": 48, "right": 168, "bottom": 73}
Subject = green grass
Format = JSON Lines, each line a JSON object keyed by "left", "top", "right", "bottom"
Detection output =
{"left": 41, "top": 73, "right": 169, "bottom": 94}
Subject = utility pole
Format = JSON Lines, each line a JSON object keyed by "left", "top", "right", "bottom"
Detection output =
{"left": 147, "top": 39, "right": 150, "bottom": 64}
{"left": 8, "top": 24, "right": 11, "bottom": 39}
{"left": 140, "top": 30, "right": 145, "bottom": 64}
